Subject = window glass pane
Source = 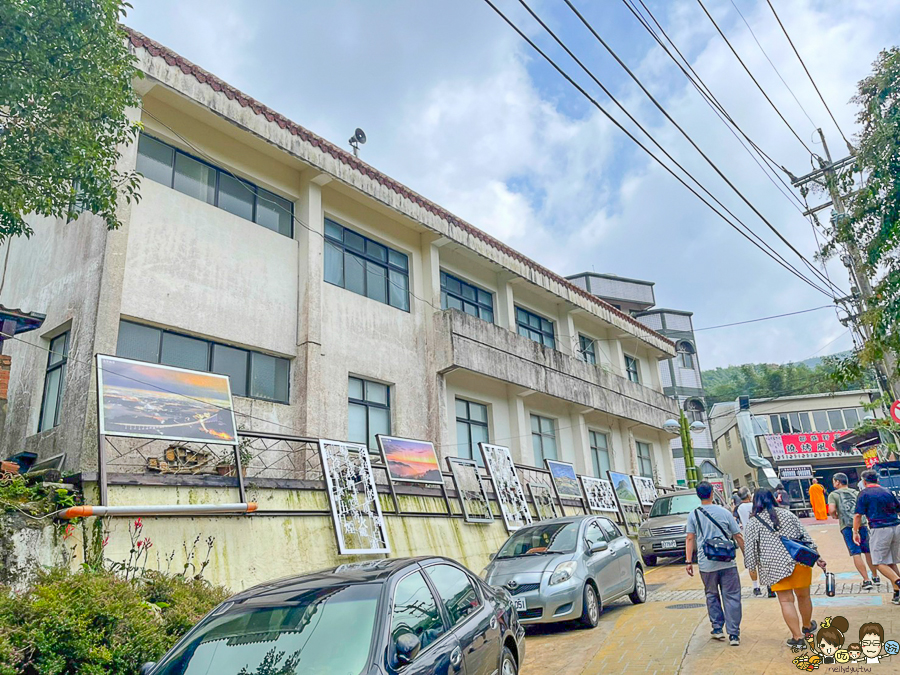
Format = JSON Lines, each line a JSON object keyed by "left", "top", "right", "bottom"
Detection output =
{"left": 249, "top": 352, "right": 289, "bottom": 403}
{"left": 827, "top": 410, "right": 844, "bottom": 430}
{"left": 482, "top": 309, "right": 494, "bottom": 324}
{"left": 325, "top": 220, "right": 343, "bottom": 241}
{"left": 769, "top": 415, "right": 782, "bottom": 434}
{"left": 388, "top": 270, "right": 409, "bottom": 311}
{"left": 136, "top": 135, "right": 174, "bottom": 186}
{"left": 470, "top": 423, "right": 488, "bottom": 450}
{"left": 160, "top": 333, "right": 209, "bottom": 371}
{"left": 477, "top": 289, "right": 492, "bottom": 306}
{"left": 173, "top": 153, "right": 216, "bottom": 204}
{"left": 542, "top": 435, "right": 557, "bottom": 461}
{"left": 366, "top": 240, "right": 387, "bottom": 262}
{"left": 348, "top": 403, "right": 367, "bottom": 445}
{"left": 532, "top": 434, "right": 544, "bottom": 465}
{"left": 211, "top": 344, "right": 248, "bottom": 397}
{"left": 842, "top": 408, "right": 859, "bottom": 427}
{"left": 779, "top": 415, "right": 790, "bottom": 433}
{"left": 39, "top": 368, "right": 62, "bottom": 431}
{"left": 366, "top": 264, "right": 387, "bottom": 304}
{"left": 530, "top": 415, "right": 541, "bottom": 433}
{"left": 544, "top": 333, "right": 555, "bottom": 349}
{"left": 461, "top": 284, "right": 477, "bottom": 302}
{"left": 365, "top": 381, "right": 388, "bottom": 405}
{"left": 424, "top": 564, "right": 480, "bottom": 626}
{"left": 455, "top": 398, "right": 468, "bottom": 419}
{"left": 324, "top": 242, "right": 344, "bottom": 286}
{"left": 368, "top": 407, "right": 390, "bottom": 449}
{"left": 48, "top": 334, "right": 68, "bottom": 366}
{"left": 799, "top": 412, "right": 812, "bottom": 433}
{"left": 217, "top": 173, "right": 254, "bottom": 221}
{"left": 469, "top": 402, "right": 487, "bottom": 424}
{"left": 349, "top": 377, "right": 364, "bottom": 400}
{"left": 463, "top": 302, "right": 478, "bottom": 316}
{"left": 447, "top": 295, "right": 463, "bottom": 311}
{"left": 345, "top": 252, "right": 366, "bottom": 296}
{"left": 255, "top": 189, "right": 293, "bottom": 236}
{"left": 344, "top": 229, "right": 365, "bottom": 253}
{"left": 444, "top": 275, "right": 461, "bottom": 295}
{"left": 789, "top": 413, "right": 802, "bottom": 433}
{"left": 812, "top": 411, "right": 829, "bottom": 431}
{"left": 540, "top": 417, "right": 554, "bottom": 434}
{"left": 457, "top": 421, "right": 473, "bottom": 460}
{"left": 388, "top": 249, "right": 408, "bottom": 270}
{"left": 116, "top": 321, "right": 161, "bottom": 363}
{"left": 391, "top": 572, "right": 445, "bottom": 651}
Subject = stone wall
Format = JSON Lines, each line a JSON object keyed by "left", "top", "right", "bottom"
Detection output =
{"left": 0, "top": 513, "right": 68, "bottom": 592}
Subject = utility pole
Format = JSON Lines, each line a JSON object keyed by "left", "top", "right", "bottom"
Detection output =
{"left": 789, "top": 129, "right": 899, "bottom": 400}
{"left": 680, "top": 410, "right": 699, "bottom": 488}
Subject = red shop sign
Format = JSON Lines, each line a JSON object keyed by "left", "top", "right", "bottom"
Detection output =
{"left": 764, "top": 431, "right": 855, "bottom": 461}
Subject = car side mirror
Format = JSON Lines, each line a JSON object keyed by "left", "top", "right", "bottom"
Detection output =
{"left": 396, "top": 633, "right": 421, "bottom": 665}
{"left": 139, "top": 664, "right": 156, "bottom": 675}
{"left": 587, "top": 540, "right": 609, "bottom": 555}
{"left": 489, "top": 552, "right": 496, "bottom": 561}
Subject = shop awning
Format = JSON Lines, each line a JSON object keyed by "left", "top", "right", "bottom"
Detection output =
{"left": 835, "top": 428, "right": 880, "bottom": 453}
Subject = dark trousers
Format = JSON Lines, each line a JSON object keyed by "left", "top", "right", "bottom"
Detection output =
{"left": 700, "top": 566, "right": 742, "bottom": 636}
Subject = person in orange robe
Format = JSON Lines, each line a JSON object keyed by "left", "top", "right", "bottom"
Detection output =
{"left": 809, "top": 478, "right": 827, "bottom": 520}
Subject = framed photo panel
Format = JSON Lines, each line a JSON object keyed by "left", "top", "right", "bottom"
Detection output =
{"left": 527, "top": 482, "right": 558, "bottom": 521}
{"left": 447, "top": 457, "right": 494, "bottom": 523}
{"left": 580, "top": 476, "right": 617, "bottom": 513}
{"left": 479, "top": 443, "right": 532, "bottom": 533}
{"left": 631, "top": 475, "right": 658, "bottom": 507}
{"left": 377, "top": 435, "right": 443, "bottom": 485}
{"left": 319, "top": 439, "right": 390, "bottom": 555}
{"left": 607, "top": 470, "right": 643, "bottom": 534}
{"left": 96, "top": 355, "right": 237, "bottom": 445}
{"left": 544, "top": 459, "right": 582, "bottom": 500}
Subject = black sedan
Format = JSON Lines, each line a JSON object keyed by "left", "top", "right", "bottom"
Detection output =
{"left": 141, "top": 556, "right": 525, "bottom": 675}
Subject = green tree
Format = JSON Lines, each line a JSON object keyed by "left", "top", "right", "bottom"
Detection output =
{"left": 823, "top": 47, "right": 900, "bottom": 391}
{"left": 0, "top": 0, "right": 141, "bottom": 241}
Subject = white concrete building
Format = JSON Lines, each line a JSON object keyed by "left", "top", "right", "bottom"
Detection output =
{"left": 0, "top": 29, "right": 680, "bottom": 492}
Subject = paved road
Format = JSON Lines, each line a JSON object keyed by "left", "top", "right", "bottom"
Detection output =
{"left": 519, "top": 518, "right": 899, "bottom": 674}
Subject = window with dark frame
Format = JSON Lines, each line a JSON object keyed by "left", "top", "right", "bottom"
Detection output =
{"left": 348, "top": 376, "right": 391, "bottom": 451}
{"left": 635, "top": 441, "right": 653, "bottom": 479}
{"left": 625, "top": 355, "right": 641, "bottom": 383}
{"left": 135, "top": 133, "right": 294, "bottom": 237}
{"left": 115, "top": 320, "right": 289, "bottom": 404}
{"left": 676, "top": 341, "right": 695, "bottom": 369}
{"left": 38, "top": 331, "right": 69, "bottom": 431}
{"left": 440, "top": 271, "right": 494, "bottom": 323}
{"left": 324, "top": 219, "right": 409, "bottom": 311}
{"left": 516, "top": 307, "right": 555, "bottom": 348}
{"left": 531, "top": 414, "right": 558, "bottom": 465}
{"left": 685, "top": 399, "right": 705, "bottom": 424}
{"left": 456, "top": 398, "right": 488, "bottom": 465}
{"left": 589, "top": 430, "right": 610, "bottom": 478}
{"left": 578, "top": 334, "right": 597, "bottom": 364}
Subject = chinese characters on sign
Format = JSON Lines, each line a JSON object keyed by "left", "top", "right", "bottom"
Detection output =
{"left": 764, "top": 431, "right": 857, "bottom": 462}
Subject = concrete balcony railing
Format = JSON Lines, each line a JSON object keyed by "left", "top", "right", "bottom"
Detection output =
{"left": 434, "top": 310, "right": 679, "bottom": 429}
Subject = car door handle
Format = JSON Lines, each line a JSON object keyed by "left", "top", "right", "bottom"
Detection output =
{"left": 490, "top": 615, "right": 498, "bottom": 630}
{"left": 450, "top": 646, "right": 462, "bottom": 669}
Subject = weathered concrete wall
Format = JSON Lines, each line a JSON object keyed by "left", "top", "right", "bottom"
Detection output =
{"left": 0, "top": 514, "right": 68, "bottom": 592}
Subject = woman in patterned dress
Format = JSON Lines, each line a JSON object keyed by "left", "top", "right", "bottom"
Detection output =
{"left": 744, "top": 488, "right": 828, "bottom": 649}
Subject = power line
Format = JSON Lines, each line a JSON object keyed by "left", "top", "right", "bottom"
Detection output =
{"left": 693, "top": 305, "right": 833, "bottom": 331}
{"left": 694, "top": 0, "right": 815, "bottom": 156}
{"left": 726, "top": 0, "right": 817, "bottom": 129}
{"left": 764, "top": 0, "right": 853, "bottom": 150}
{"left": 554, "top": 0, "right": 844, "bottom": 299}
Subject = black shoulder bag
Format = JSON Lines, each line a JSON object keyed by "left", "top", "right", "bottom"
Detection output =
{"left": 694, "top": 507, "right": 737, "bottom": 562}
{"left": 754, "top": 513, "right": 820, "bottom": 567}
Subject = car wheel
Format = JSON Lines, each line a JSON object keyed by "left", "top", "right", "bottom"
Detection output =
{"left": 578, "top": 583, "right": 600, "bottom": 628}
{"left": 643, "top": 554, "right": 657, "bottom": 567}
{"left": 500, "top": 646, "right": 517, "bottom": 675}
{"left": 629, "top": 566, "right": 647, "bottom": 604}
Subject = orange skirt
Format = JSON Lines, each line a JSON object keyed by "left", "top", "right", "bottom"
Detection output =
{"left": 771, "top": 564, "right": 813, "bottom": 591}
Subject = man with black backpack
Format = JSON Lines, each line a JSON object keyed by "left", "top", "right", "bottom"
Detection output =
{"left": 686, "top": 481, "right": 745, "bottom": 646}
{"left": 828, "top": 472, "right": 880, "bottom": 589}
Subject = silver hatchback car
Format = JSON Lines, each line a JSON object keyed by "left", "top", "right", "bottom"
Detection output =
{"left": 481, "top": 516, "right": 646, "bottom": 628}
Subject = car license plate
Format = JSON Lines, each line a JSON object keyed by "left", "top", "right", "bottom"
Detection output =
{"left": 661, "top": 539, "right": 677, "bottom": 549}
{"left": 513, "top": 598, "right": 527, "bottom": 612}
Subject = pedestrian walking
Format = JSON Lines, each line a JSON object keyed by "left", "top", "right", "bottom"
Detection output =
{"left": 827, "top": 472, "right": 880, "bottom": 589}
{"left": 735, "top": 487, "right": 763, "bottom": 597}
{"left": 731, "top": 489, "right": 742, "bottom": 515}
{"left": 853, "top": 469, "right": 900, "bottom": 604}
{"left": 774, "top": 483, "right": 791, "bottom": 508}
{"left": 809, "top": 478, "right": 827, "bottom": 521}
{"left": 744, "top": 487, "right": 827, "bottom": 649}
{"left": 686, "top": 481, "right": 744, "bottom": 646}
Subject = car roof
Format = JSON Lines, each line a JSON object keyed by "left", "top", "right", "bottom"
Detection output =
{"left": 227, "top": 556, "right": 458, "bottom": 604}
{"left": 519, "top": 515, "right": 594, "bottom": 527}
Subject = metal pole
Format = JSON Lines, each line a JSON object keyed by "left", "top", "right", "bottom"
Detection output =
{"left": 681, "top": 411, "right": 698, "bottom": 488}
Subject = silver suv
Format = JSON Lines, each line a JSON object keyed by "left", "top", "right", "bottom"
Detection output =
{"left": 636, "top": 490, "right": 725, "bottom": 566}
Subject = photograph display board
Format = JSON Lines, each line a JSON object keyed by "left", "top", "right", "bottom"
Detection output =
{"left": 607, "top": 470, "right": 643, "bottom": 534}
{"left": 319, "top": 440, "right": 390, "bottom": 555}
{"left": 527, "top": 483, "right": 558, "bottom": 521}
{"left": 447, "top": 457, "right": 494, "bottom": 523}
{"left": 97, "top": 355, "right": 237, "bottom": 445}
{"left": 377, "top": 435, "right": 442, "bottom": 484}
{"left": 580, "top": 476, "right": 618, "bottom": 513}
{"left": 544, "top": 459, "right": 582, "bottom": 500}
{"left": 479, "top": 443, "right": 532, "bottom": 532}
{"left": 630, "top": 475, "right": 658, "bottom": 507}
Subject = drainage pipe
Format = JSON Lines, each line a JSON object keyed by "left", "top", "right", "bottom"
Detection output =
{"left": 60, "top": 503, "right": 257, "bottom": 519}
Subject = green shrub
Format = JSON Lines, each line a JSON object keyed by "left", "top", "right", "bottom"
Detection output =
{"left": 0, "top": 567, "right": 228, "bottom": 674}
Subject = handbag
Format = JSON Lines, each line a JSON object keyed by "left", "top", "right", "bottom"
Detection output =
{"left": 755, "top": 513, "right": 820, "bottom": 567}
{"left": 694, "top": 508, "right": 737, "bottom": 562}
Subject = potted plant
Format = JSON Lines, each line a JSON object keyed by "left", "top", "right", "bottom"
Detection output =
{"left": 215, "top": 446, "right": 253, "bottom": 477}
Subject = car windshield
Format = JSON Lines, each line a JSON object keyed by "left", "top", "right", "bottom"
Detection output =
{"left": 152, "top": 583, "right": 380, "bottom": 675}
{"left": 496, "top": 521, "right": 580, "bottom": 558}
{"left": 649, "top": 495, "right": 701, "bottom": 517}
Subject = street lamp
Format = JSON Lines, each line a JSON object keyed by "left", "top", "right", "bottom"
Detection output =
{"left": 664, "top": 413, "right": 707, "bottom": 488}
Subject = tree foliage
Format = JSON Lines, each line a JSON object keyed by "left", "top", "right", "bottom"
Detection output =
{"left": 0, "top": 0, "right": 141, "bottom": 241}
{"left": 702, "top": 357, "right": 874, "bottom": 405}
{"left": 822, "top": 47, "right": 900, "bottom": 388}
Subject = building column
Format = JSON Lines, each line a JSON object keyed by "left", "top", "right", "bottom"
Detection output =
{"left": 557, "top": 306, "right": 577, "bottom": 357}
{"left": 496, "top": 272, "right": 516, "bottom": 331}
{"left": 569, "top": 410, "right": 591, "bottom": 475}
{"left": 507, "top": 385, "right": 531, "bottom": 465}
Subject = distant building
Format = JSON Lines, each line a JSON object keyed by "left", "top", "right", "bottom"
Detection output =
{"left": 567, "top": 273, "right": 715, "bottom": 485}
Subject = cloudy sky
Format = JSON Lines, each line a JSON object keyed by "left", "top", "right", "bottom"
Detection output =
{"left": 127, "top": 0, "right": 900, "bottom": 369}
